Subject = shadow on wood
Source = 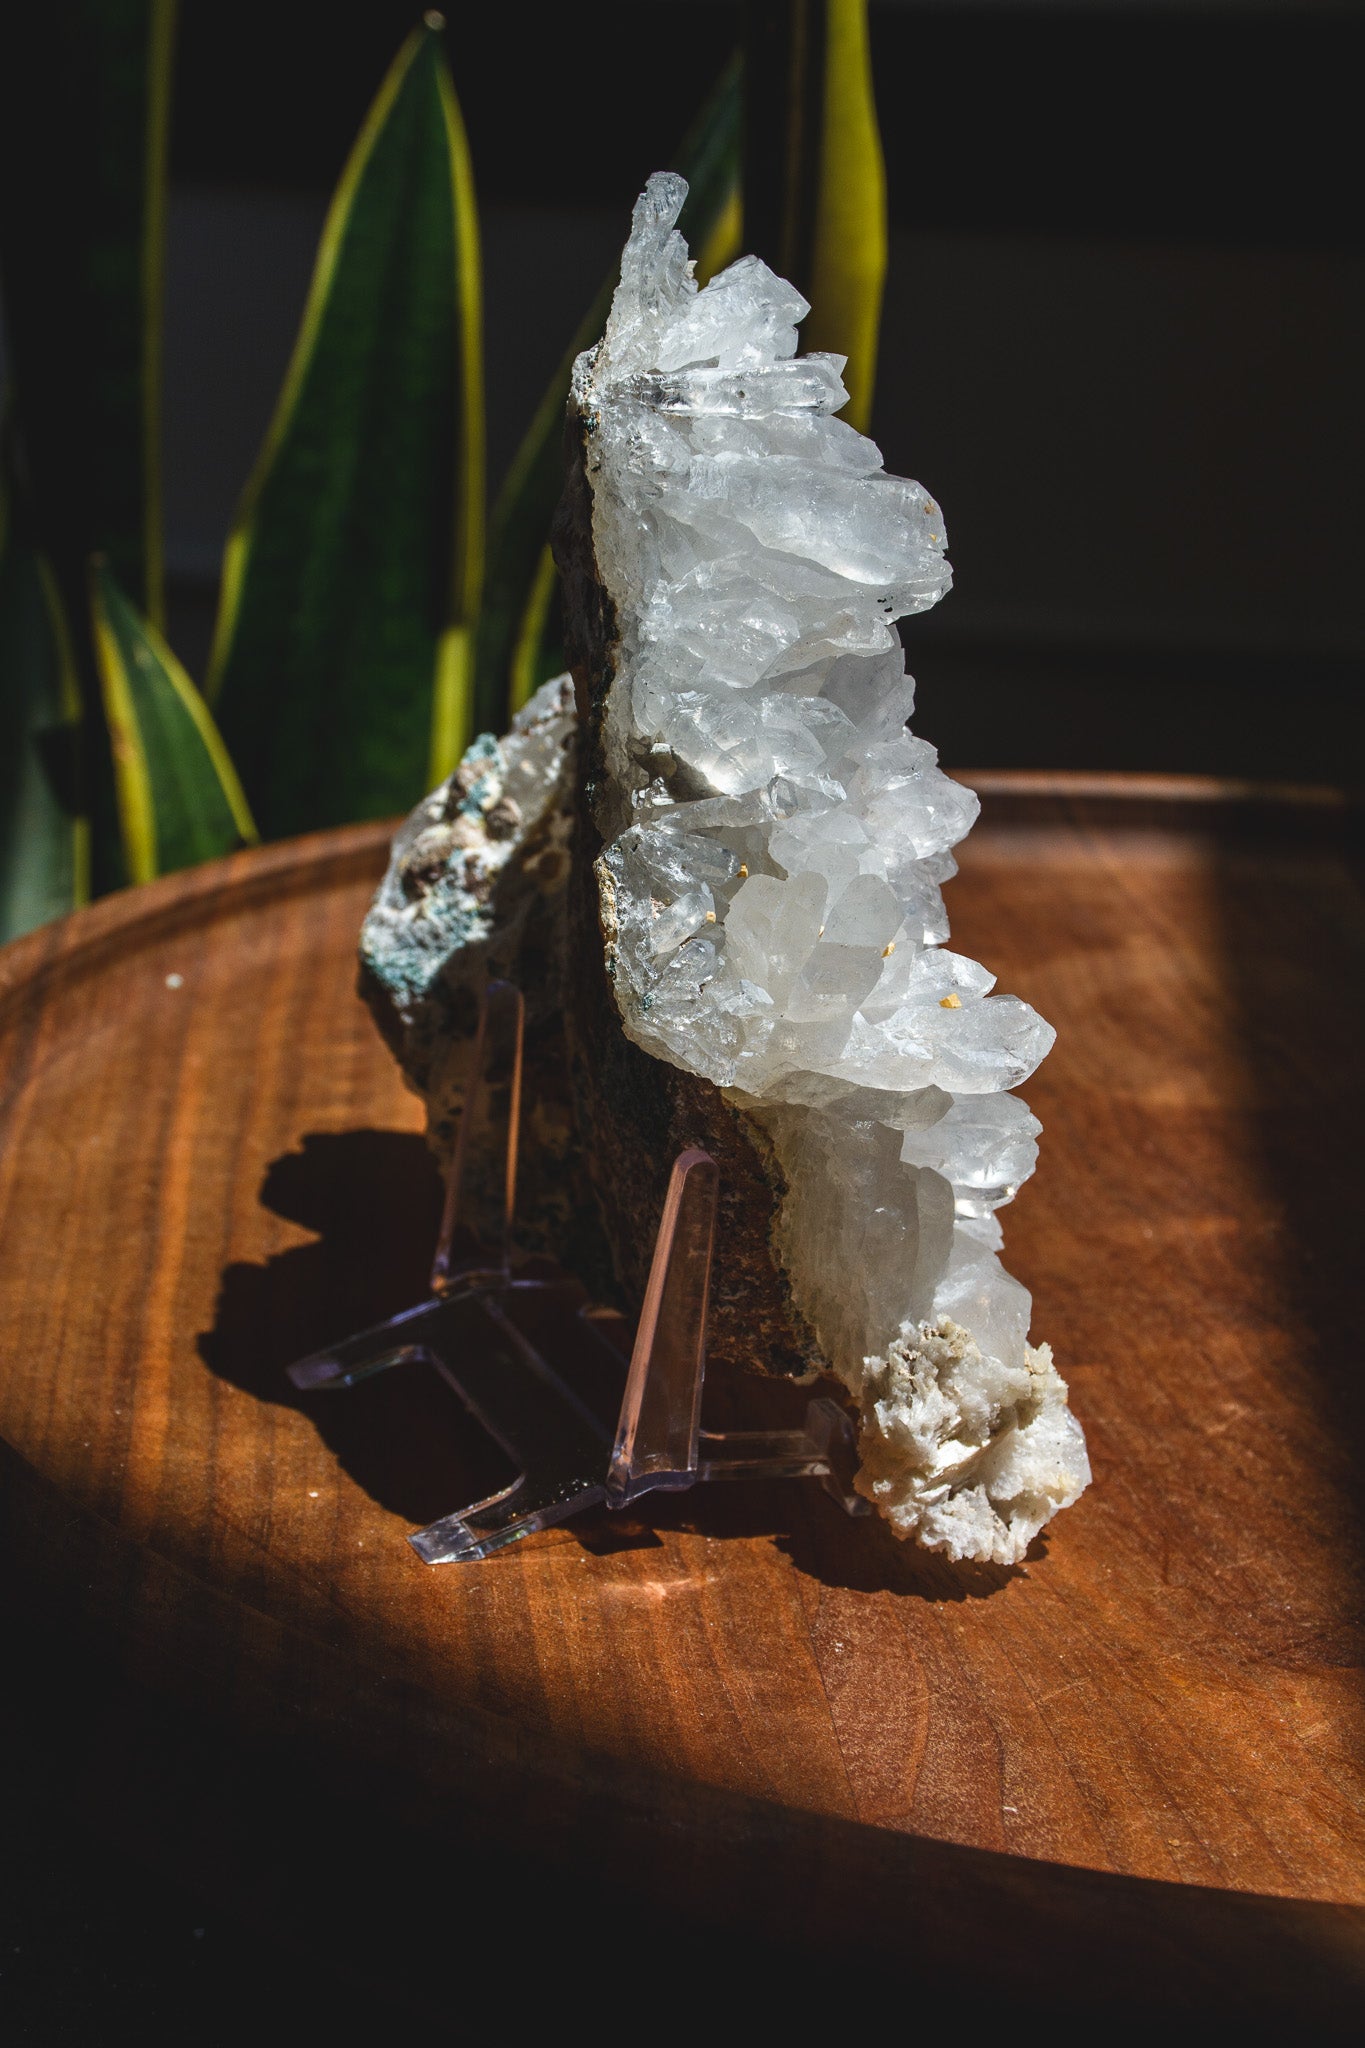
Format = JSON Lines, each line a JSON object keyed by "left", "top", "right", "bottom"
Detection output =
{"left": 198, "top": 1127, "right": 519, "bottom": 1525}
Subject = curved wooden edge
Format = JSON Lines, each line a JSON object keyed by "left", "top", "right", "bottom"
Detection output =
{"left": 1, "top": 769, "right": 1351, "bottom": 1016}
{"left": 2, "top": 1434, "right": 1363, "bottom": 2020}
{"left": 960, "top": 769, "right": 1349, "bottom": 809}
{"left": 0, "top": 821, "right": 395, "bottom": 1027}
{"left": 951, "top": 767, "right": 1356, "bottom": 840}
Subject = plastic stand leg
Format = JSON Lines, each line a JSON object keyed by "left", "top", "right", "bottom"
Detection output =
{"left": 286, "top": 980, "right": 869, "bottom": 1563}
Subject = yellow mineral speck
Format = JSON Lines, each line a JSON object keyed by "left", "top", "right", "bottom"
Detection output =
{"left": 882, "top": 941, "right": 895, "bottom": 957}
{"left": 737, "top": 863, "right": 749, "bottom": 877}
{"left": 704, "top": 909, "right": 717, "bottom": 923}
{"left": 940, "top": 992, "right": 962, "bottom": 1009}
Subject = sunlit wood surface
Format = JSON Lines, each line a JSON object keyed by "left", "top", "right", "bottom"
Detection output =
{"left": 1, "top": 776, "right": 1362, "bottom": 2013}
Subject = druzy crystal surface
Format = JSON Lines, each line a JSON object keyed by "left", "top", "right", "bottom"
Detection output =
{"left": 574, "top": 175, "right": 1089, "bottom": 1563}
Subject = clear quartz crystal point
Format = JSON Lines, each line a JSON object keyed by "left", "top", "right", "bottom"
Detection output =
{"left": 577, "top": 174, "right": 1090, "bottom": 1566}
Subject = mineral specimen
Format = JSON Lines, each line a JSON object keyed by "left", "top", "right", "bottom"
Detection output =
{"left": 361, "top": 674, "right": 576, "bottom": 1137}
{"left": 363, "top": 173, "right": 1090, "bottom": 1565}
{"left": 359, "top": 677, "right": 611, "bottom": 1286}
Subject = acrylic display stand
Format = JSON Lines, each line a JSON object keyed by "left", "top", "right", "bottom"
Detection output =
{"left": 288, "top": 981, "right": 868, "bottom": 1563}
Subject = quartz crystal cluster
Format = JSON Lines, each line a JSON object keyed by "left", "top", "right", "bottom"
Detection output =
{"left": 572, "top": 174, "right": 1090, "bottom": 1564}
{"left": 362, "top": 174, "right": 1090, "bottom": 1567}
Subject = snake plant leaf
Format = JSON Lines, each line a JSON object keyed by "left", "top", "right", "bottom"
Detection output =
{"left": 506, "top": 543, "right": 562, "bottom": 717}
{"left": 92, "top": 563, "right": 255, "bottom": 884}
{"left": 0, "top": 537, "right": 88, "bottom": 944}
{"left": 741, "top": 1, "right": 885, "bottom": 435}
{"left": 0, "top": 0, "right": 173, "bottom": 623}
{"left": 804, "top": 0, "right": 887, "bottom": 434}
{"left": 478, "top": 53, "right": 742, "bottom": 733}
{"left": 207, "top": 21, "right": 483, "bottom": 835}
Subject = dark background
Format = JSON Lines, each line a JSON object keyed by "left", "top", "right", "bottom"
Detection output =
{"left": 153, "top": 0, "right": 1363, "bottom": 784}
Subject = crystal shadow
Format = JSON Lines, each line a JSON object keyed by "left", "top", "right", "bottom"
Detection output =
{"left": 197, "top": 1129, "right": 519, "bottom": 1525}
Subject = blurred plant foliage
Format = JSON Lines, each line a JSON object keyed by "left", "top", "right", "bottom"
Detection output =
{"left": 0, "top": 1, "right": 885, "bottom": 943}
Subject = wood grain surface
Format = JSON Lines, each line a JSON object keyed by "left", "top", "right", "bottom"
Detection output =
{"left": 2, "top": 776, "right": 1363, "bottom": 2017}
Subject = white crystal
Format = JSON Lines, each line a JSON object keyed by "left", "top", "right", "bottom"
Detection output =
{"left": 856, "top": 1319, "right": 1089, "bottom": 1567}
{"left": 581, "top": 175, "right": 1089, "bottom": 1562}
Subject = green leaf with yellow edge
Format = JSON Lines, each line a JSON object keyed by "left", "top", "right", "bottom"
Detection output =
{"left": 480, "top": 53, "right": 742, "bottom": 733}
{"left": 804, "top": 0, "right": 887, "bottom": 435}
{"left": 92, "top": 562, "right": 255, "bottom": 883}
{"left": 507, "top": 543, "right": 561, "bottom": 718}
{"left": 207, "top": 21, "right": 483, "bottom": 834}
{"left": 0, "top": 0, "right": 174, "bottom": 626}
{"left": 0, "top": 533, "right": 89, "bottom": 944}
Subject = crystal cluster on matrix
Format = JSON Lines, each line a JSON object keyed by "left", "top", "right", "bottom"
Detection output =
{"left": 576, "top": 175, "right": 1090, "bottom": 1564}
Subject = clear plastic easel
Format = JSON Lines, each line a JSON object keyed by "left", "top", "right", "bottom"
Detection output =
{"left": 288, "top": 981, "right": 868, "bottom": 1562}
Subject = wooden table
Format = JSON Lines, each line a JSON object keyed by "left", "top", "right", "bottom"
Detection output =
{"left": 2, "top": 774, "right": 1362, "bottom": 2019}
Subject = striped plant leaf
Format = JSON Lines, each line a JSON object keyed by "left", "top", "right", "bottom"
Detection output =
{"left": 477, "top": 53, "right": 742, "bottom": 734}
{"left": 742, "top": 1, "right": 886, "bottom": 434}
{"left": 507, "top": 543, "right": 561, "bottom": 718}
{"left": 804, "top": 0, "right": 887, "bottom": 434}
{"left": 0, "top": 0, "right": 174, "bottom": 626}
{"left": 92, "top": 563, "right": 255, "bottom": 883}
{"left": 207, "top": 21, "right": 483, "bottom": 835}
{"left": 0, "top": 534, "right": 88, "bottom": 944}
